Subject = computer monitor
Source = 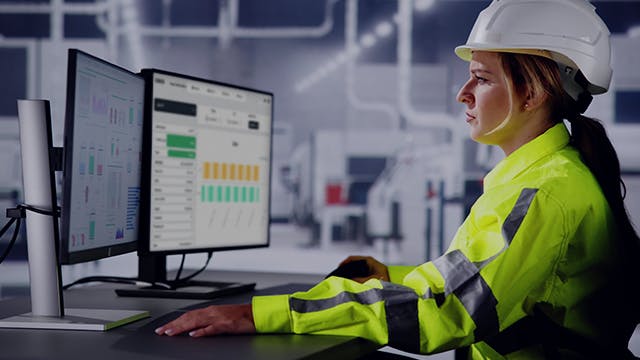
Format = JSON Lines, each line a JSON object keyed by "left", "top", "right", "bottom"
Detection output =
{"left": 116, "top": 68, "right": 273, "bottom": 299}
{"left": 0, "top": 49, "right": 148, "bottom": 330}
{"left": 59, "top": 49, "right": 145, "bottom": 265}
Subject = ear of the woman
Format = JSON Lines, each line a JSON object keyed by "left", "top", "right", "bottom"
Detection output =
{"left": 523, "top": 89, "right": 548, "bottom": 112}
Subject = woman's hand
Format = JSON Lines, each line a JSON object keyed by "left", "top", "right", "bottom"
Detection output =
{"left": 154, "top": 303, "right": 256, "bottom": 337}
{"left": 339, "top": 255, "right": 389, "bottom": 283}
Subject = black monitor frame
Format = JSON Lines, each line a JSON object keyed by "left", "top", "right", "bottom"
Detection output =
{"left": 58, "top": 49, "right": 145, "bottom": 265}
{"left": 128, "top": 68, "right": 273, "bottom": 295}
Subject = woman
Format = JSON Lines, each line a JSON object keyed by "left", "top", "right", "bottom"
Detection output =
{"left": 155, "top": 0, "right": 640, "bottom": 358}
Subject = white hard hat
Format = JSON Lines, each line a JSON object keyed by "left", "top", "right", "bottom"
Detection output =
{"left": 455, "top": 0, "right": 612, "bottom": 99}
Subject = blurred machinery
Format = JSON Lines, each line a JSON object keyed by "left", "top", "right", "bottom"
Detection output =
{"left": 281, "top": 116, "right": 489, "bottom": 264}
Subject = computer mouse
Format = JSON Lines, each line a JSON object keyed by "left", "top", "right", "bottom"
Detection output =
{"left": 325, "top": 259, "right": 370, "bottom": 279}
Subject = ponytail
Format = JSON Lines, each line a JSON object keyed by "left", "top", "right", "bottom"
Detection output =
{"left": 566, "top": 111, "right": 640, "bottom": 321}
{"left": 566, "top": 114, "right": 627, "bottom": 217}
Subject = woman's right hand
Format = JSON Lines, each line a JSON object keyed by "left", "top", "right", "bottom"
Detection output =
{"left": 339, "top": 255, "right": 389, "bottom": 283}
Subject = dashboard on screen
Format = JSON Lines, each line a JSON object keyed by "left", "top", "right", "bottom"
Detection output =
{"left": 60, "top": 49, "right": 145, "bottom": 264}
{"left": 140, "top": 69, "right": 272, "bottom": 255}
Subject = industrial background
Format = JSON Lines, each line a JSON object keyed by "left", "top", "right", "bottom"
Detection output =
{"left": 0, "top": 1, "right": 639, "bottom": 357}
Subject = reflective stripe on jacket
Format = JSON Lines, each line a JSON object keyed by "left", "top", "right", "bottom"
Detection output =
{"left": 252, "top": 123, "right": 626, "bottom": 358}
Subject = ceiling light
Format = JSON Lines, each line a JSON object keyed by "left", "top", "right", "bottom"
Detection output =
{"left": 360, "top": 33, "right": 377, "bottom": 48}
{"left": 414, "top": 0, "right": 435, "bottom": 12}
{"left": 375, "top": 21, "right": 393, "bottom": 38}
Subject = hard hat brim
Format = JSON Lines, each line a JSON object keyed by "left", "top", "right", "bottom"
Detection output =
{"left": 455, "top": 45, "right": 554, "bottom": 62}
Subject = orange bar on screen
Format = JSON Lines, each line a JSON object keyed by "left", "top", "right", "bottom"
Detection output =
{"left": 253, "top": 165, "right": 259, "bottom": 181}
{"left": 213, "top": 162, "right": 220, "bottom": 179}
{"left": 203, "top": 162, "right": 211, "bottom": 179}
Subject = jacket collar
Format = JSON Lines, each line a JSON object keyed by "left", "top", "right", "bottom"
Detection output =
{"left": 483, "top": 123, "right": 570, "bottom": 191}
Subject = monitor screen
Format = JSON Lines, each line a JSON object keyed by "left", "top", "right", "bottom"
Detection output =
{"left": 59, "top": 49, "right": 145, "bottom": 264}
{"left": 140, "top": 69, "right": 272, "bottom": 257}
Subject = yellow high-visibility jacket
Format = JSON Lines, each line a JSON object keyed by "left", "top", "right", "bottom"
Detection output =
{"left": 252, "top": 123, "right": 633, "bottom": 358}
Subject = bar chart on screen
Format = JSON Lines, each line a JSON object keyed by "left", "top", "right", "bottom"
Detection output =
{"left": 194, "top": 124, "right": 269, "bottom": 246}
{"left": 199, "top": 160, "right": 263, "bottom": 231}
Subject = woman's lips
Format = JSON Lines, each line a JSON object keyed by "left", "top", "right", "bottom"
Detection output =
{"left": 465, "top": 112, "right": 476, "bottom": 123}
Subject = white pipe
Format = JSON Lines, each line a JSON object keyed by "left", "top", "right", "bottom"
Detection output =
{"left": 161, "top": 0, "right": 172, "bottom": 49}
{"left": 218, "top": 0, "right": 232, "bottom": 48}
{"left": 96, "top": 21, "right": 341, "bottom": 39}
{"left": 345, "top": 0, "right": 400, "bottom": 129}
{"left": 396, "top": 0, "right": 455, "bottom": 130}
{"left": 0, "top": 2, "right": 109, "bottom": 14}
{"left": 120, "top": 0, "right": 145, "bottom": 69}
{"left": 96, "top": 0, "right": 338, "bottom": 39}
{"left": 227, "top": 0, "right": 240, "bottom": 46}
{"left": 105, "top": 0, "right": 118, "bottom": 60}
{"left": 1, "top": 0, "right": 337, "bottom": 40}
{"left": 51, "top": 0, "right": 63, "bottom": 42}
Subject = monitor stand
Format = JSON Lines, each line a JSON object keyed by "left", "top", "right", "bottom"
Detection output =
{"left": 115, "top": 253, "right": 255, "bottom": 299}
{"left": 0, "top": 100, "right": 149, "bottom": 331}
{"left": 0, "top": 308, "right": 149, "bottom": 331}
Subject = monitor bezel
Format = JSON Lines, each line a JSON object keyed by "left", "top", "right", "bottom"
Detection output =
{"left": 58, "top": 49, "right": 144, "bottom": 265}
{"left": 138, "top": 68, "right": 273, "bottom": 257}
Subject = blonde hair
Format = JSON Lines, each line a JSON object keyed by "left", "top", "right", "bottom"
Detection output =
{"left": 498, "top": 52, "right": 565, "bottom": 123}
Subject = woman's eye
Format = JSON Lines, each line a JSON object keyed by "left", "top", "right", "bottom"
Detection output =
{"left": 475, "top": 75, "right": 487, "bottom": 84}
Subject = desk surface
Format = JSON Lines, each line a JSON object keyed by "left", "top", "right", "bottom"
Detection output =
{"left": 0, "top": 271, "right": 380, "bottom": 360}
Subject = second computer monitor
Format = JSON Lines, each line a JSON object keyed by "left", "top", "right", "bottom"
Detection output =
{"left": 60, "top": 49, "right": 145, "bottom": 265}
{"left": 140, "top": 69, "right": 273, "bottom": 260}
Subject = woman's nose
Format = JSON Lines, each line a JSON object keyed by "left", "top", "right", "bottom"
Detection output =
{"left": 456, "top": 80, "right": 473, "bottom": 106}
